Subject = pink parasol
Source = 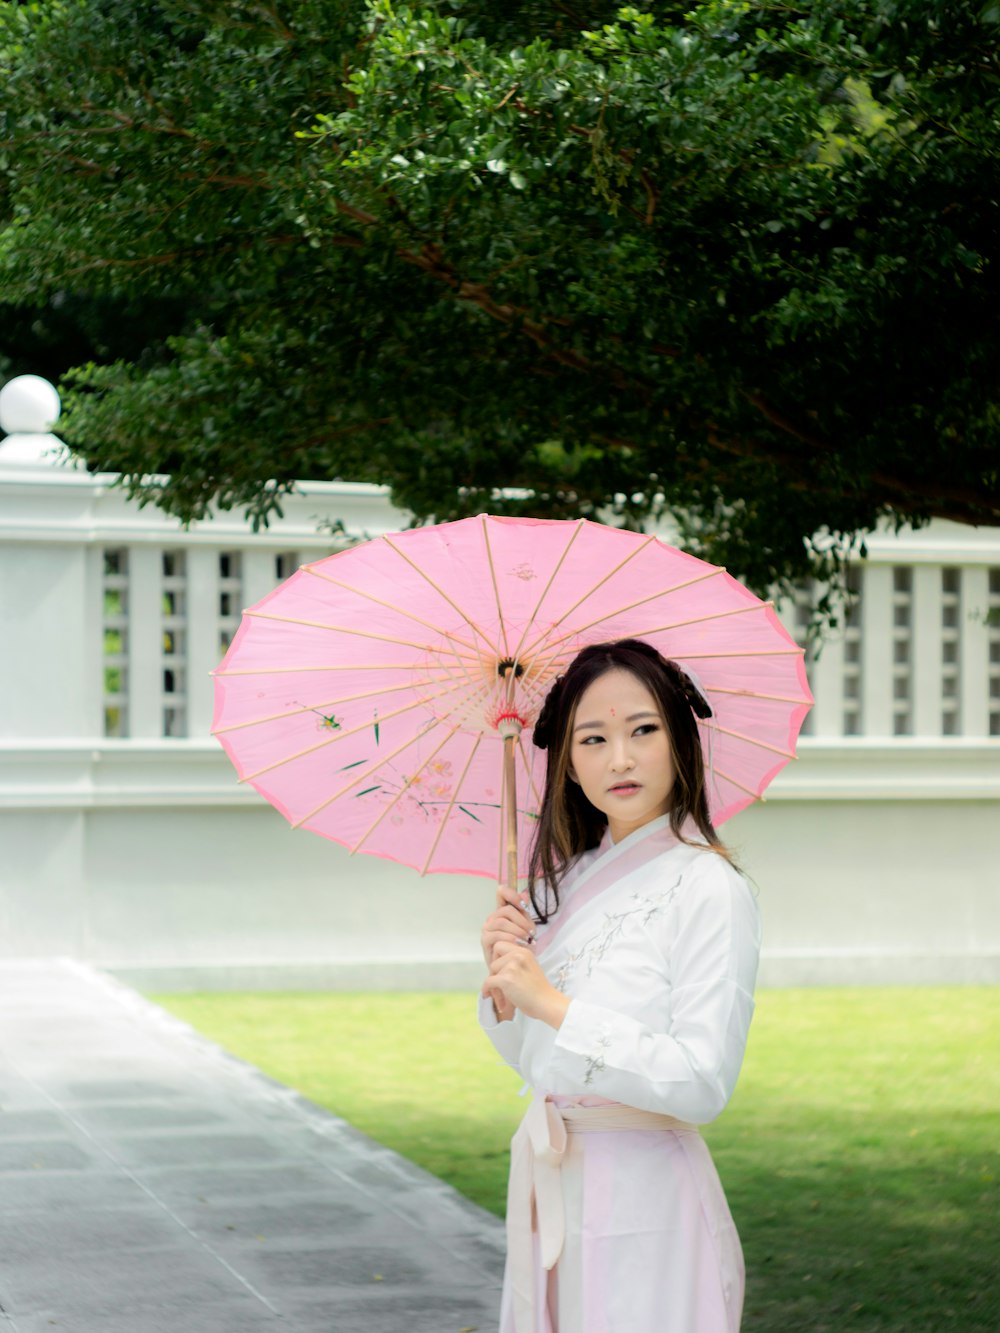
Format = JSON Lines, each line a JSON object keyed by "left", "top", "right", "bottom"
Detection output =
{"left": 212, "top": 515, "right": 812, "bottom": 884}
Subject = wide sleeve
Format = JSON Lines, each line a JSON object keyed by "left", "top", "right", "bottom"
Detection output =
{"left": 544, "top": 855, "right": 760, "bottom": 1123}
{"left": 477, "top": 992, "right": 526, "bottom": 1074}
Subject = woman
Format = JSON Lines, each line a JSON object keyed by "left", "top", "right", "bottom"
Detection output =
{"left": 479, "top": 638, "right": 761, "bottom": 1333}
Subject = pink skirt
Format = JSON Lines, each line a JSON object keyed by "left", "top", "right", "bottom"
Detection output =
{"left": 499, "top": 1099, "right": 744, "bottom": 1333}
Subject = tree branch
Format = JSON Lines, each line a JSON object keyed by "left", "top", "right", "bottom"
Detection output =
{"left": 704, "top": 422, "right": 998, "bottom": 524}
{"left": 298, "top": 417, "right": 396, "bottom": 450}
{"left": 743, "top": 391, "right": 999, "bottom": 516}
{"left": 61, "top": 232, "right": 309, "bottom": 276}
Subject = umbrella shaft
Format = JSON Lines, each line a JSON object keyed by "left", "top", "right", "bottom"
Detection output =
{"left": 504, "top": 734, "right": 518, "bottom": 890}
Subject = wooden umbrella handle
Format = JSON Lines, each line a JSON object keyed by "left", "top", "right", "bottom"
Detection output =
{"left": 504, "top": 731, "right": 518, "bottom": 892}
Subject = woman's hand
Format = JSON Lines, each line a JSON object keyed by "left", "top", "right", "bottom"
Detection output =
{"left": 482, "top": 939, "right": 571, "bottom": 1031}
{"left": 481, "top": 885, "right": 536, "bottom": 967}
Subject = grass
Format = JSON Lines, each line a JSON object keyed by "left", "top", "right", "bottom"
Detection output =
{"left": 152, "top": 988, "right": 1000, "bottom": 1331}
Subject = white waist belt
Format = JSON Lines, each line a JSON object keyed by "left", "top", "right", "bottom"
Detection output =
{"left": 506, "top": 1096, "right": 697, "bottom": 1333}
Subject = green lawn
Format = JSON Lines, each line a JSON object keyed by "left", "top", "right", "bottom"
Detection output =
{"left": 153, "top": 988, "right": 999, "bottom": 1331}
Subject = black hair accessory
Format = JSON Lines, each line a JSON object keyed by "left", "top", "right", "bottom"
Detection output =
{"left": 531, "top": 674, "right": 565, "bottom": 750}
{"left": 663, "top": 660, "right": 714, "bottom": 720}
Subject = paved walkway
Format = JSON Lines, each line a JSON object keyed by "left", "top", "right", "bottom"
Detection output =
{"left": 0, "top": 961, "right": 504, "bottom": 1333}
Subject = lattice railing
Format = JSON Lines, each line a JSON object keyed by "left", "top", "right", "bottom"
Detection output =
{"left": 778, "top": 561, "right": 998, "bottom": 739}
{"left": 99, "top": 539, "right": 999, "bottom": 741}
{"left": 100, "top": 544, "right": 326, "bottom": 739}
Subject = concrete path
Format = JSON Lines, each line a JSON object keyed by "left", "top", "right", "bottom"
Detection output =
{"left": 0, "top": 961, "right": 504, "bottom": 1333}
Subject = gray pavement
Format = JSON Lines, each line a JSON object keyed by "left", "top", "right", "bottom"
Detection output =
{"left": 0, "top": 961, "right": 504, "bottom": 1333}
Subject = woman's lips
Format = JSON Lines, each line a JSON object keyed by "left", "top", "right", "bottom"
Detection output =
{"left": 608, "top": 782, "right": 641, "bottom": 795}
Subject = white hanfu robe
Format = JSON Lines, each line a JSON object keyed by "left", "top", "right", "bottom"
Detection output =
{"left": 478, "top": 815, "right": 761, "bottom": 1333}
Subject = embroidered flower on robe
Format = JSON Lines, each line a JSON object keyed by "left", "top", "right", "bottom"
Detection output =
{"left": 553, "top": 876, "right": 683, "bottom": 993}
{"left": 583, "top": 1028, "right": 613, "bottom": 1085}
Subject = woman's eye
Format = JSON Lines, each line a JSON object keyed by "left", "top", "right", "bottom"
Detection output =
{"left": 581, "top": 735, "right": 604, "bottom": 745}
{"left": 633, "top": 724, "right": 659, "bottom": 737}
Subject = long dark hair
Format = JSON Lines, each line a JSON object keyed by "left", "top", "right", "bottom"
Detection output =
{"left": 527, "top": 638, "right": 727, "bottom": 921}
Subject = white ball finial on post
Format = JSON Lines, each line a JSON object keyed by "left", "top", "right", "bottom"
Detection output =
{"left": 0, "top": 374, "right": 73, "bottom": 467}
{"left": 0, "top": 374, "right": 61, "bottom": 434}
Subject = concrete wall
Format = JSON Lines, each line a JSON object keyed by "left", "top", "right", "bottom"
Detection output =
{"left": 1, "top": 743, "right": 996, "bottom": 989}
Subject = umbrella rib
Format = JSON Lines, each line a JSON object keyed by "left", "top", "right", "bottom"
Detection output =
{"left": 243, "top": 610, "right": 481, "bottom": 662}
{"left": 520, "top": 657, "right": 567, "bottom": 705}
{"left": 703, "top": 722, "right": 798, "bottom": 760}
{"left": 418, "top": 734, "right": 485, "bottom": 876}
{"left": 292, "top": 720, "right": 452, "bottom": 829}
{"left": 480, "top": 516, "right": 510, "bottom": 659}
{"left": 213, "top": 663, "right": 431, "bottom": 676}
{"left": 516, "top": 733, "right": 544, "bottom": 816}
{"left": 519, "top": 533, "right": 663, "bottom": 659}
{"left": 705, "top": 685, "right": 814, "bottom": 706}
{"left": 533, "top": 565, "right": 730, "bottom": 663}
{"left": 427, "top": 661, "right": 494, "bottom": 734}
{"left": 301, "top": 566, "right": 480, "bottom": 656}
{"left": 348, "top": 725, "right": 461, "bottom": 857}
{"left": 520, "top": 638, "right": 598, "bottom": 684}
{"left": 639, "top": 599, "right": 779, "bottom": 638}
{"left": 238, "top": 685, "right": 456, "bottom": 783}
{"left": 673, "top": 647, "right": 804, "bottom": 660}
{"left": 533, "top": 589, "right": 768, "bottom": 677}
{"left": 212, "top": 674, "right": 456, "bottom": 736}
{"left": 510, "top": 519, "right": 586, "bottom": 668}
{"left": 381, "top": 534, "right": 501, "bottom": 660}
{"left": 708, "top": 764, "right": 765, "bottom": 801}
{"left": 519, "top": 637, "right": 581, "bottom": 692}
{"left": 424, "top": 639, "right": 490, "bottom": 701}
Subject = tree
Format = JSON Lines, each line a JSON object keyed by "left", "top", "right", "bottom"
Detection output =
{"left": 1, "top": 0, "right": 997, "bottom": 600}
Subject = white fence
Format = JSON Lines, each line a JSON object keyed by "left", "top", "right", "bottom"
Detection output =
{"left": 1, "top": 395, "right": 998, "bottom": 988}
{"left": 791, "top": 542, "right": 999, "bottom": 741}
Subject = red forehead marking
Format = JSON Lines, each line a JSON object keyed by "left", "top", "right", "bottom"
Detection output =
{"left": 610, "top": 707, "right": 616, "bottom": 716}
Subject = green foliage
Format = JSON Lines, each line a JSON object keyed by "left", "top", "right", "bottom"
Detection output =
{"left": 2, "top": 2, "right": 998, "bottom": 600}
{"left": 155, "top": 987, "right": 1000, "bottom": 1329}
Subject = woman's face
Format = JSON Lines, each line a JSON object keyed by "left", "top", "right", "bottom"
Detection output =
{"left": 568, "top": 668, "right": 675, "bottom": 843}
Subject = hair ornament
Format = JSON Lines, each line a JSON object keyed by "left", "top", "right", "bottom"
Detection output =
{"left": 531, "top": 673, "right": 566, "bottom": 750}
{"left": 669, "top": 664, "right": 714, "bottom": 720}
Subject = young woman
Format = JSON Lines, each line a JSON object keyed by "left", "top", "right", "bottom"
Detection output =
{"left": 479, "top": 638, "right": 761, "bottom": 1333}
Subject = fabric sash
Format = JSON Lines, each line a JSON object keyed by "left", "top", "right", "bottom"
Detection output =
{"left": 506, "top": 1096, "right": 697, "bottom": 1333}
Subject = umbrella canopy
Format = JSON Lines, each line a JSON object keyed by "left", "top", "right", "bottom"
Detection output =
{"left": 213, "top": 515, "right": 812, "bottom": 881}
